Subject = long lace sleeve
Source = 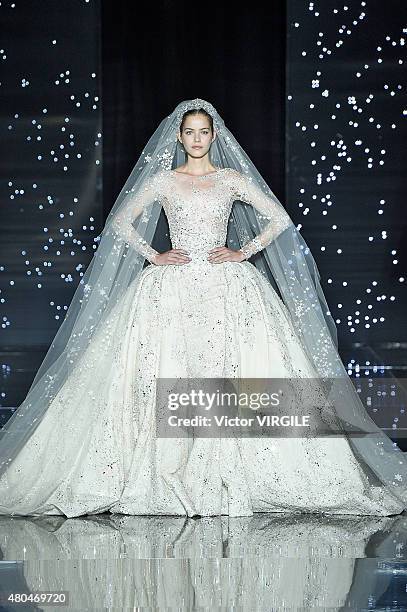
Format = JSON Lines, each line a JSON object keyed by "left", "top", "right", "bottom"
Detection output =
{"left": 111, "top": 172, "right": 161, "bottom": 264}
{"left": 230, "top": 169, "right": 292, "bottom": 260}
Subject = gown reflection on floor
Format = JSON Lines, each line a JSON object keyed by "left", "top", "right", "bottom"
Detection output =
{"left": 0, "top": 512, "right": 406, "bottom": 610}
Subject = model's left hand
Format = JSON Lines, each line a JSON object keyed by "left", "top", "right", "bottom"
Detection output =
{"left": 207, "top": 246, "right": 246, "bottom": 263}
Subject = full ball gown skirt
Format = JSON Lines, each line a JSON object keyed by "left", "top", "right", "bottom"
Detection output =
{"left": 0, "top": 167, "right": 404, "bottom": 517}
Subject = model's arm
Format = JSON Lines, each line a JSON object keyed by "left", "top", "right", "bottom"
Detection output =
{"left": 230, "top": 169, "right": 292, "bottom": 260}
{"left": 111, "top": 173, "right": 160, "bottom": 264}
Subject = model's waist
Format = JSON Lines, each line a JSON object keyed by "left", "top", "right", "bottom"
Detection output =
{"left": 172, "top": 244, "right": 226, "bottom": 259}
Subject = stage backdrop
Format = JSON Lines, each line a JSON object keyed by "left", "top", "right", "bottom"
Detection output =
{"left": 286, "top": 0, "right": 407, "bottom": 367}
{"left": 0, "top": 0, "right": 102, "bottom": 409}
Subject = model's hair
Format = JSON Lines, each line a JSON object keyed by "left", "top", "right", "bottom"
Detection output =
{"left": 179, "top": 108, "right": 214, "bottom": 133}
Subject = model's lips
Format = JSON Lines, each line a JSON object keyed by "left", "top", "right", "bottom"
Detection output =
{"left": 192, "top": 146, "right": 203, "bottom": 149}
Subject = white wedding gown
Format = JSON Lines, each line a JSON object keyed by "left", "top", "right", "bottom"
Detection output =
{"left": 0, "top": 167, "right": 405, "bottom": 517}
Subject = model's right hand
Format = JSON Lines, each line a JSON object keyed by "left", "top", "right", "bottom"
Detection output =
{"left": 152, "top": 249, "right": 191, "bottom": 265}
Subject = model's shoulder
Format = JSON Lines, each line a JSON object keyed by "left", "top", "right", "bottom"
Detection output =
{"left": 147, "top": 168, "right": 173, "bottom": 191}
{"left": 221, "top": 168, "right": 245, "bottom": 187}
{"left": 151, "top": 167, "right": 171, "bottom": 179}
{"left": 224, "top": 167, "right": 239, "bottom": 173}
{"left": 222, "top": 167, "right": 244, "bottom": 179}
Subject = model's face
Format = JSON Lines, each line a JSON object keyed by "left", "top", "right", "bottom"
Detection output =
{"left": 177, "top": 114, "right": 215, "bottom": 157}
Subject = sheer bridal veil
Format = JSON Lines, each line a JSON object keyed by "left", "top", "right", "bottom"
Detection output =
{"left": 1, "top": 98, "right": 406, "bottom": 507}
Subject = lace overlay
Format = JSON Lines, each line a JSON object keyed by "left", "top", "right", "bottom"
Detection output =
{"left": 111, "top": 167, "right": 292, "bottom": 264}
{"left": 0, "top": 167, "right": 405, "bottom": 518}
{"left": 228, "top": 169, "right": 292, "bottom": 259}
{"left": 111, "top": 173, "right": 161, "bottom": 264}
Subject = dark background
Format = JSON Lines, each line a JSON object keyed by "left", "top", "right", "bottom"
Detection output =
{"left": 101, "top": 2, "right": 287, "bottom": 218}
{"left": 0, "top": 0, "right": 101, "bottom": 408}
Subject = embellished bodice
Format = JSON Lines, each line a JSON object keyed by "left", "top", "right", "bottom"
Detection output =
{"left": 159, "top": 169, "right": 232, "bottom": 260}
{"left": 111, "top": 167, "right": 292, "bottom": 264}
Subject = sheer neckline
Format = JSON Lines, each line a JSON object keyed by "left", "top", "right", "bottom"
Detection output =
{"left": 172, "top": 168, "right": 221, "bottom": 178}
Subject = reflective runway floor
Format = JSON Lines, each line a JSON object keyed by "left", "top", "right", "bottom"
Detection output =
{"left": 0, "top": 512, "right": 406, "bottom": 610}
